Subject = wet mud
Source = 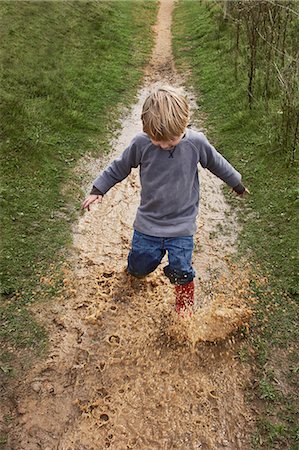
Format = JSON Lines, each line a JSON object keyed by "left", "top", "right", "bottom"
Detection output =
{"left": 6, "top": 0, "right": 255, "bottom": 448}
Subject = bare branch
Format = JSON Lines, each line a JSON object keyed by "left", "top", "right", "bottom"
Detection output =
{"left": 256, "top": 29, "right": 299, "bottom": 63}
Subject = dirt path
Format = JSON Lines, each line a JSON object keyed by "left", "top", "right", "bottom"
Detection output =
{"left": 8, "top": 1, "right": 255, "bottom": 449}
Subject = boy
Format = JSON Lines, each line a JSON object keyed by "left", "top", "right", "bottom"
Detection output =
{"left": 82, "top": 87, "right": 247, "bottom": 315}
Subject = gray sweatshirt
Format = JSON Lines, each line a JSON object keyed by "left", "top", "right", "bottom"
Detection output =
{"left": 93, "top": 129, "right": 242, "bottom": 237}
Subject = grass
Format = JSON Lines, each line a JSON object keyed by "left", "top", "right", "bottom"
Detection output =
{"left": 173, "top": 1, "right": 298, "bottom": 448}
{"left": 0, "top": 1, "right": 157, "bottom": 370}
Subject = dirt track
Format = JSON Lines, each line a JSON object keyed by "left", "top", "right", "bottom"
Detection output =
{"left": 7, "top": 1, "right": 255, "bottom": 448}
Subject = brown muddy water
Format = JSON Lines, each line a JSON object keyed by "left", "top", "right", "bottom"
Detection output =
{"left": 7, "top": 1, "right": 255, "bottom": 448}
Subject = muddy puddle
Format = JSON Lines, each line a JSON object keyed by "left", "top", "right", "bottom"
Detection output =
{"left": 7, "top": 1, "right": 255, "bottom": 448}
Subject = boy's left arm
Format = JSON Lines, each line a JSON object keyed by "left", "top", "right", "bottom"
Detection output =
{"left": 199, "top": 134, "right": 248, "bottom": 196}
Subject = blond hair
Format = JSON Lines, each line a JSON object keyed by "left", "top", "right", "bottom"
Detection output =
{"left": 141, "top": 87, "right": 189, "bottom": 141}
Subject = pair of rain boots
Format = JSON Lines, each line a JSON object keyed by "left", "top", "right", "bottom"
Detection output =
{"left": 175, "top": 280, "right": 194, "bottom": 315}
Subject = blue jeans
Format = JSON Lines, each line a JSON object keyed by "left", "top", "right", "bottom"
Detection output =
{"left": 127, "top": 230, "right": 195, "bottom": 285}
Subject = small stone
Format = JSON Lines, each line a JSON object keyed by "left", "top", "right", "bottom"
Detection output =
{"left": 17, "top": 405, "right": 26, "bottom": 415}
{"left": 32, "top": 381, "right": 42, "bottom": 393}
{"left": 18, "top": 415, "right": 27, "bottom": 425}
{"left": 48, "top": 385, "right": 55, "bottom": 395}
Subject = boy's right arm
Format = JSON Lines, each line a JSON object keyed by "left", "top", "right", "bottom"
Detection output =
{"left": 92, "top": 138, "right": 141, "bottom": 195}
{"left": 82, "top": 136, "right": 141, "bottom": 211}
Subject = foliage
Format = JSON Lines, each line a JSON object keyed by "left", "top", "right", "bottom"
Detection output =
{"left": 218, "top": 0, "right": 299, "bottom": 163}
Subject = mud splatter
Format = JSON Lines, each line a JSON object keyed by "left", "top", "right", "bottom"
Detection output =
{"left": 7, "top": 1, "right": 256, "bottom": 449}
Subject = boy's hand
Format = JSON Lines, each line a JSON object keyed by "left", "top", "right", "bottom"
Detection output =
{"left": 232, "top": 187, "right": 250, "bottom": 198}
{"left": 238, "top": 187, "right": 250, "bottom": 198}
{"left": 232, "top": 182, "right": 250, "bottom": 198}
{"left": 82, "top": 194, "right": 103, "bottom": 211}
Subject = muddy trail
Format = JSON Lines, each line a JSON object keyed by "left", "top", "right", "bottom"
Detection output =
{"left": 7, "top": 1, "right": 255, "bottom": 449}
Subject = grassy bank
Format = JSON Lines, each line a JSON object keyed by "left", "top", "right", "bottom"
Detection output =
{"left": 173, "top": 1, "right": 298, "bottom": 449}
{"left": 0, "top": 1, "right": 156, "bottom": 363}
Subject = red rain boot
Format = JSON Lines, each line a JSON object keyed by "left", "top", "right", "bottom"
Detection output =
{"left": 175, "top": 281, "right": 194, "bottom": 315}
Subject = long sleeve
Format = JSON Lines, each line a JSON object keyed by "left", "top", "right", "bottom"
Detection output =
{"left": 198, "top": 133, "right": 241, "bottom": 187}
{"left": 90, "top": 186, "right": 104, "bottom": 196}
{"left": 93, "top": 137, "right": 141, "bottom": 195}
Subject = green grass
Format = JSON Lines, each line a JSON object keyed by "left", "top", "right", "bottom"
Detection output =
{"left": 173, "top": 1, "right": 298, "bottom": 448}
{"left": 0, "top": 1, "right": 157, "bottom": 366}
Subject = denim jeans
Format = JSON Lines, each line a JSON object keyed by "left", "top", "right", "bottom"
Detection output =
{"left": 127, "top": 230, "right": 195, "bottom": 285}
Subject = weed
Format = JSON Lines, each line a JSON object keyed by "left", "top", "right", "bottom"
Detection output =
{"left": 237, "top": 345, "right": 250, "bottom": 363}
{"left": 0, "top": 436, "right": 7, "bottom": 446}
{"left": 259, "top": 378, "right": 277, "bottom": 401}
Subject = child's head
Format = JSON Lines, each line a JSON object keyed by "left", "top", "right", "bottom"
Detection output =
{"left": 141, "top": 87, "right": 189, "bottom": 143}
